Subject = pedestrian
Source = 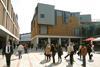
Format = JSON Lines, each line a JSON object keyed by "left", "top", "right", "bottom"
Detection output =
{"left": 67, "top": 42, "right": 74, "bottom": 66}
{"left": 51, "top": 44, "right": 57, "bottom": 64}
{"left": 2, "top": 41, "right": 13, "bottom": 67}
{"left": 64, "top": 43, "right": 70, "bottom": 59}
{"left": 44, "top": 43, "right": 51, "bottom": 61}
{"left": 64, "top": 44, "right": 70, "bottom": 59}
{"left": 80, "top": 42, "right": 87, "bottom": 67}
{"left": 73, "top": 43, "right": 78, "bottom": 54}
{"left": 17, "top": 44, "right": 24, "bottom": 59}
{"left": 24, "top": 44, "right": 28, "bottom": 53}
{"left": 77, "top": 45, "right": 82, "bottom": 60}
{"left": 57, "top": 45, "right": 63, "bottom": 63}
{"left": 87, "top": 43, "right": 92, "bottom": 60}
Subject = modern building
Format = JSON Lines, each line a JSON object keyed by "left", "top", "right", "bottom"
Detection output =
{"left": 31, "top": 3, "right": 95, "bottom": 48}
{"left": 80, "top": 21, "right": 100, "bottom": 37}
{"left": 20, "top": 33, "right": 31, "bottom": 45}
{"left": 0, "top": 0, "right": 19, "bottom": 49}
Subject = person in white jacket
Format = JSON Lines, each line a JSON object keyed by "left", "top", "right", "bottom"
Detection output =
{"left": 17, "top": 44, "right": 24, "bottom": 59}
{"left": 67, "top": 42, "right": 74, "bottom": 66}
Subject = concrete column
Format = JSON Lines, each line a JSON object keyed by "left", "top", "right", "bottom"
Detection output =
{"left": 48, "top": 38, "right": 51, "bottom": 44}
{"left": 59, "top": 38, "right": 61, "bottom": 45}
{"left": 68, "top": 38, "right": 71, "bottom": 45}
{"left": 36, "top": 37, "right": 39, "bottom": 45}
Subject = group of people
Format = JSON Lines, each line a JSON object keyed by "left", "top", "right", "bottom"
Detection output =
{"left": 77, "top": 41, "right": 94, "bottom": 67}
{"left": 44, "top": 43, "right": 63, "bottom": 63}
{"left": 44, "top": 41, "right": 94, "bottom": 67}
{"left": 1, "top": 40, "right": 94, "bottom": 67}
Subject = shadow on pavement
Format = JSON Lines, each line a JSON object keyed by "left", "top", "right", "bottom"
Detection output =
{"left": 45, "top": 62, "right": 61, "bottom": 67}
{"left": 40, "top": 59, "right": 50, "bottom": 64}
{"left": 88, "top": 59, "right": 94, "bottom": 62}
{"left": 11, "top": 58, "right": 18, "bottom": 61}
{"left": 66, "top": 63, "right": 73, "bottom": 67}
{"left": 65, "top": 59, "right": 70, "bottom": 62}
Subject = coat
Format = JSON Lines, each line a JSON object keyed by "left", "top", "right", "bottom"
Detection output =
{"left": 2, "top": 45, "right": 13, "bottom": 55}
{"left": 80, "top": 46, "right": 87, "bottom": 56}
{"left": 45, "top": 45, "right": 51, "bottom": 55}
{"left": 67, "top": 45, "right": 74, "bottom": 54}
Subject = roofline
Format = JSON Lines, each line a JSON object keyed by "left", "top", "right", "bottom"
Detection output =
{"left": 20, "top": 33, "right": 31, "bottom": 35}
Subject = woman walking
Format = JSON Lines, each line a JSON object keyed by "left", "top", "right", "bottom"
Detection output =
{"left": 44, "top": 44, "right": 51, "bottom": 61}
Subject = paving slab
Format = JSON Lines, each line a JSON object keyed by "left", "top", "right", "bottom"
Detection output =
{"left": 0, "top": 49, "right": 100, "bottom": 67}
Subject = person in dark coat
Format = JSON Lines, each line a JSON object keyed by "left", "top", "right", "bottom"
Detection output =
{"left": 87, "top": 44, "right": 92, "bottom": 60}
{"left": 51, "top": 44, "right": 57, "bottom": 64}
{"left": 2, "top": 41, "right": 13, "bottom": 67}
{"left": 57, "top": 45, "right": 63, "bottom": 63}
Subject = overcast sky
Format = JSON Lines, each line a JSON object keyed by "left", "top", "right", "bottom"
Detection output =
{"left": 11, "top": 0, "right": 100, "bottom": 34}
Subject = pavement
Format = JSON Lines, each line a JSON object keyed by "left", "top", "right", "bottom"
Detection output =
{"left": 0, "top": 48, "right": 100, "bottom": 67}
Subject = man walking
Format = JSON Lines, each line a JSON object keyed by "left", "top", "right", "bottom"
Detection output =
{"left": 51, "top": 44, "right": 57, "bottom": 64}
{"left": 2, "top": 41, "right": 13, "bottom": 67}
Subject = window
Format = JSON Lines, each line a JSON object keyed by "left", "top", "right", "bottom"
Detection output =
{"left": 63, "top": 12, "right": 69, "bottom": 23}
{"left": 40, "top": 25, "right": 47, "bottom": 34}
{"left": 40, "top": 14, "right": 45, "bottom": 18}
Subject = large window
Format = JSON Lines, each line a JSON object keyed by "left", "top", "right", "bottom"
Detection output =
{"left": 63, "top": 12, "right": 69, "bottom": 24}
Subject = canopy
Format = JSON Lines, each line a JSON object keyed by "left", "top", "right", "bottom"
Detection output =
{"left": 83, "top": 37, "right": 95, "bottom": 41}
{"left": 93, "top": 37, "right": 100, "bottom": 41}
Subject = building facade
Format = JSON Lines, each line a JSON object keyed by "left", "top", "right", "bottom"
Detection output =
{"left": 20, "top": 33, "right": 31, "bottom": 45}
{"left": 0, "top": 0, "right": 19, "bottom": 49}
{"left": 80, "top": 21, "right": 100, "bottom": 37}
{"left": 31, "top": 3, "right": 92, "bottom": 47}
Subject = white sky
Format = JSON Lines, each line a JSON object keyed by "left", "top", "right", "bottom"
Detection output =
{"left": 11, "top": 0, "right": 100, "bottom": 34}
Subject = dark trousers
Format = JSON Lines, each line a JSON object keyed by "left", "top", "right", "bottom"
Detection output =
{"left": 52, "top": 53, "right": 56, "bottom": 63}
{"left": 88, "top": 52, "right": 92, "bottom": 60}
{"left": 46, "top": 54, "right": 51, "bottom": 61}
{"left": 18, "top": 51, "right": 22, "bottom": 59}
{"left": 58, "top": 54, "right": 61, "bottom": 59}
{"left": 24, "top": 48, "right": 28, "bottom": 53}
{"left": 5, "top": 54, "right": 11, "bottom": 67}
{"left": 83, "top": 56, "right": 86, "bottom": 67}
{"left": 70, "top": 52, "right": 74, "bottom": 65}
{"left": 58, "top": 54, "right": 62, "bottom": 62}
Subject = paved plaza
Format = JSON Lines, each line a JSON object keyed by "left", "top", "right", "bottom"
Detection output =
{"left": 0, "top": 49, "right": 100, "bottom": 67}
